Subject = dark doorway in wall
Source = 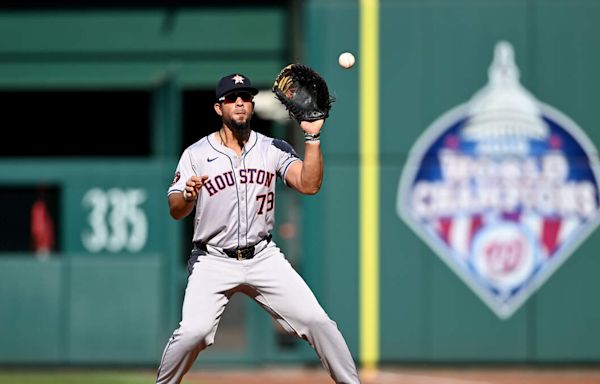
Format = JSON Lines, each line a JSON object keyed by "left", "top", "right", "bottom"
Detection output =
{"left": 0, "top": 90, "right": 151, "bottom": 157}
{"left": 0, "top": 185, "right": 60, "bottom": 254}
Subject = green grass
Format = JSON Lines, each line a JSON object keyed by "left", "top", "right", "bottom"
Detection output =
{"left": 0, "top": 370, "right": 159, "bottom": 384}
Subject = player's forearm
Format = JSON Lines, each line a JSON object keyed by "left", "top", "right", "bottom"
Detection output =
{"left": 299, "top": 142, "right": 323, "bottom": 194}
{"left": 168, "top": 193, "right": 195, "bottom": 220}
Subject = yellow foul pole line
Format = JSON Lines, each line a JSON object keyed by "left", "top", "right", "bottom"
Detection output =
{"left": 359, "top": 0, "right": 379, "bottom": 372}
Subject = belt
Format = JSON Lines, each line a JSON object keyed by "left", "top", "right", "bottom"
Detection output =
{"left": 194, "top": 234, "right": 272, "bottom": 260}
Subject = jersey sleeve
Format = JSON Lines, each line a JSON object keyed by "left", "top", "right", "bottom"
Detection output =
{"left": 271, "top": 139, "right": 301, "bottom": 184}
{"left": 168, "top": 147, "right": 197, "bottom": 196}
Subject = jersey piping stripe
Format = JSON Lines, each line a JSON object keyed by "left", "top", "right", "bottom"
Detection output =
{"left": 230, "top": 154, "right": 242, "bottom": 248}
{"left": 240, "top": 132, "right": 258, "bottom": 248}
{"left": 207, "top": 135, "right": 242, "bottom": 248}
{"left": 281, "top": 158, "right": 300, "bottom": 185}
{"left": 243, "top": 131, "right": 258, "bottom": 156}
{"left": 186, "top": 148, "right": 198, "bottom": 176}
{"left": 205, "top": 131, "right": 259, "bottom": 248}
{"left": 242, "top": 155, "right": 249, "bottom": 248}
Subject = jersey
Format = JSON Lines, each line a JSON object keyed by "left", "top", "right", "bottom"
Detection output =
{"left": 168, "top": 130, "right": 300, "bottom": 249}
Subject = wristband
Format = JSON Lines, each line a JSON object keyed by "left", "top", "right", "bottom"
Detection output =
{"left": 304, "top": 132, "right": 321, "bottom": 142}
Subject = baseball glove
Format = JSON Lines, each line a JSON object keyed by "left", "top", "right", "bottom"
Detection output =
{"left": 272, "top": 64, "right": 334, "bottom": 123}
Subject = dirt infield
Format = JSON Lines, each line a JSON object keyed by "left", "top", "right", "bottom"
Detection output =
{"left": 3, "top": 367, "right": 600, "bottom": 384}
{"left": 187, "top": 366, "right": 600, "bottom": 384}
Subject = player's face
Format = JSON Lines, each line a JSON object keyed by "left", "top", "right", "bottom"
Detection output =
{"left": 218, "top": 92, "right": 254, "bottom": 130}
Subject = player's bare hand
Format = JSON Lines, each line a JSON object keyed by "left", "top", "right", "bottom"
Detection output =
{"left": 183, "top": 175, "right": 208, "bottom": 202}
{"left": 300, "top": 119, "right": 324, "bottom": 135}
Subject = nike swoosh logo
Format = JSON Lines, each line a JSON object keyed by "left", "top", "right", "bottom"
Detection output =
{"left": 207, "top": 157, "right": 218, "bottom": 162}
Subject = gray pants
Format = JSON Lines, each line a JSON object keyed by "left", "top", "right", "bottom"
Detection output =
{"left": 156, "top": 242, "right": 360, "bottom": 384}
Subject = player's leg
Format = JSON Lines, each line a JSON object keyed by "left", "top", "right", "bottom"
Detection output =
{"left": 156, "top": 253, "right": 243, "bottom": 384}
{"left": 246, "top": 243, "right": 360, "bottom": 384}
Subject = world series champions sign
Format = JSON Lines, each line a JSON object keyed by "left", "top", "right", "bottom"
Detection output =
{"left": 396, "top": 41, "right": 600, "bottom": 319}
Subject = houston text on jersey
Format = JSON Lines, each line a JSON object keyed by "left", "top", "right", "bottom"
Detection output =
{"left": 203, "top": 168, "right": 275, "bottom": 196}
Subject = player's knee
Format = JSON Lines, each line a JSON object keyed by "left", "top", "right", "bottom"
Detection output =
{"left": 178, "top": 324, "right": 215, "bottom": 349}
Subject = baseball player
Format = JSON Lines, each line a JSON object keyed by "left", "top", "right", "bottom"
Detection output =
{"left": 155, "top": 73, "right": 360, "bottom": 384}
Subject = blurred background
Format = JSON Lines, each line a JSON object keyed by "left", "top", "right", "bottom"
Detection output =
{"left": 0, "top": 0, "right": 599, "bottom": 379}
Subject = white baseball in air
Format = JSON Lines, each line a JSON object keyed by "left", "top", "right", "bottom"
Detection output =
{"left": 338, "top": 52, "right": 355, "bottom": 69}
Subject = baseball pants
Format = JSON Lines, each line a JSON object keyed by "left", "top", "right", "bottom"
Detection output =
{"left": 156, "top": 241, "right": 360, "bottom": 384}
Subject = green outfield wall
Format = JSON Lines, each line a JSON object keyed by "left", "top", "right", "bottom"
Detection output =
{"left": 1, "top": 1, "right": 600, "bottom": 367}
{"left": 305, "top": 0, "right": 600, "bottom": 364}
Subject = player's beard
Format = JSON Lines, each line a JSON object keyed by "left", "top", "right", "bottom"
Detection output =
{"left": 225, "top": 115, "right": 251, "bottom": 142}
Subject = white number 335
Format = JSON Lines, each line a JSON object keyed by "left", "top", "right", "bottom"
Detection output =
{"left": 81, "top": 187, "right": 148, "bottom": 253}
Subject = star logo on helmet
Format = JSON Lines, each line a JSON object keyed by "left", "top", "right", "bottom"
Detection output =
{"left": 232, "top": 75, "right": 245, "bottom": 84}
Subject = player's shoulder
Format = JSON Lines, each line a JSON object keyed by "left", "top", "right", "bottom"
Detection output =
{"left": 271, "top": 138, "right": 297, "bottom": 156}
{"left": 185, "top": 135, "right": 212, "bottom": 153}
{"left": 255, "top": 131, "right": 296, "bottom": 155}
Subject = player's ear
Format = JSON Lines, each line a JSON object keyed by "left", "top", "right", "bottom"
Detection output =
{"left": 214, "top": 102, "right": 223, "bottom": 116}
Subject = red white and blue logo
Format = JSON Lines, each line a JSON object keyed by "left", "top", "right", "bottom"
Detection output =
{"left": 397, "top": 41, "right": 600, "bottom": 319}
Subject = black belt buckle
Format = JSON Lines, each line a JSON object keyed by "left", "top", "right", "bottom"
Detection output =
{"left": 224, "top": 246, "right": 255, "bottom": 260}
{"left": 195, "top": 234, "right": 271, "bottom": 260}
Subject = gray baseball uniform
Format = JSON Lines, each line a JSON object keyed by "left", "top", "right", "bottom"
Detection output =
{"left": 156, "top": 130, "right": 360, "bottom": 384}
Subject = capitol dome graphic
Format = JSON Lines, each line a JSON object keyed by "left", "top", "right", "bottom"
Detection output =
{"left": 462, "top": 41, "right": 548, "bottom": 155}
